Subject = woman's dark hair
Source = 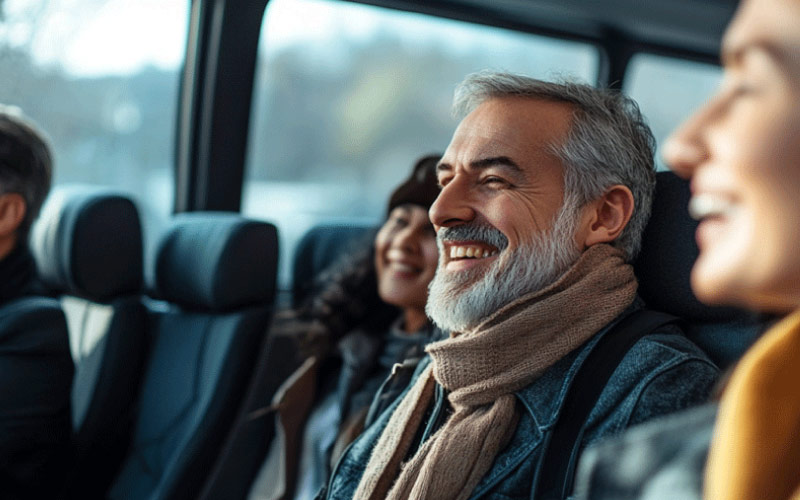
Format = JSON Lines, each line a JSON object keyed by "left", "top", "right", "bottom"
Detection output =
{"left": 280, "top": 153, "right": 442, "bottom": 358}
{"left": 278, "top": 229, "right": 398, "bottom": 358}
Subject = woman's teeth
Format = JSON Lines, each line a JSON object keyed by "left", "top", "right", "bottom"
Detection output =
{"left": 689, "top": 194, "right": 736, "bottom": 220}
{"left": 449, "top": 245, "right": 499, "bottom": 259}
{"left": 389, "top": 262, "right": 417, "bottom": 272}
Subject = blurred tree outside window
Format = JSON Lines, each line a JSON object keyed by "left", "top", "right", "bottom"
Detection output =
{"left": 242, "top": 0, "right": 600, "bottom": 288}
{"left": 0, "top": 0, "right": 189, "bottom": 216}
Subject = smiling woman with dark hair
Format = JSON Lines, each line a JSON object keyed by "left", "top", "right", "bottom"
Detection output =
{"left": 248, "top": 154, "right": 441, "bottom": 500}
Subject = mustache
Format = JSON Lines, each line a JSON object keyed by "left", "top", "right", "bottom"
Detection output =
{"left": 437, "top": 223, "right": 508, "bottom": 251}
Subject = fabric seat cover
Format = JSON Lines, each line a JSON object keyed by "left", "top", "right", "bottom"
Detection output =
{"left": 109, "top": 212, "right": 278, "bottom": 500}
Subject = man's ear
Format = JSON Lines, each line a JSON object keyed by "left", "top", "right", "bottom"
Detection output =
{"left": 0, "top": 193, "right": 26, "bottom": 238}
{"left": 578, "top": 185, "right": 635, "bottom": 248}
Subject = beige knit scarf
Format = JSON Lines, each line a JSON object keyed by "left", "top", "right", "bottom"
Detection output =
{"left": 353, "top": 244, "right": 637, "bottom": 500}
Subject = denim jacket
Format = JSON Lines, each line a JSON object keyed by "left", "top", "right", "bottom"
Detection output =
{"left": 320, "top": 302, "right": 719, "bottom": 500}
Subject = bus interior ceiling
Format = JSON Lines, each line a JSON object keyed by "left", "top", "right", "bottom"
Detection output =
{"left": 353, "top": 0, "right": 735, "bottom": 62}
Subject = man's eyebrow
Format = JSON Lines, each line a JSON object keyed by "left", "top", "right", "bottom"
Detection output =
{"left": 435, "top": 156, "right": 524, "bottom": 179}
{"left": 469, "top": 156, "right": 523, "bottom": 173}
{"left": 436, "top": 156, "right": 522, "bottom": 174}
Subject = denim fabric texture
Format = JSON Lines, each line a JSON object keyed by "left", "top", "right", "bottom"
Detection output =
{"left": 320, "top": 300, "right": 719, "bottom": 500}
{"left": 574, "top": 403, "right": 716, "bottom": 500}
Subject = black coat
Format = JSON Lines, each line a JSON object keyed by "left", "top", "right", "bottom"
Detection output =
{"left": 0, "top": 245, "right": 74, "bottom": 499}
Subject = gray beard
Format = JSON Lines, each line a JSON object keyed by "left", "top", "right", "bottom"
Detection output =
{"left": 426, "top": 203, "right": 582, "bottom": 333}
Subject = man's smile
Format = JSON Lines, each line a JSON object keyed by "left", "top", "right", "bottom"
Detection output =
{"left": 442, "top": 240, "right": 501, "bottom": 271}
{"left": 447, "top": 243, "right": 499, "bottom": 259}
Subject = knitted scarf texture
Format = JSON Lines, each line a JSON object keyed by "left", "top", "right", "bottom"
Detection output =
{"left": 353, "top": 243, "right": 637, "bottom": 500}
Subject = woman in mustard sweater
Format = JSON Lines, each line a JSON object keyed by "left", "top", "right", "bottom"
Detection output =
{"left": 576, "top": 0, "right": 800, "bottom": 499}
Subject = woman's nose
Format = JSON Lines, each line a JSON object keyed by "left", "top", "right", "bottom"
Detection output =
{"left": 663, "top": 96, "right": 719, "bottom": 179}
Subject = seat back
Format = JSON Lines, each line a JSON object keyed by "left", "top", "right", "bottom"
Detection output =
{"left": 198, "top": 220, "right": 375, "bottom": 500}
{"left": 109, "top": 212, "right": 278, "bottom": 500}
{"left": 633, "top": 171, "right": 763, "bottom": 369}
{"left": 30, "top": 185, "right": 147, "bottom": 498}
{"left": 291, "top": 222, "right": 376, "bottom": 306}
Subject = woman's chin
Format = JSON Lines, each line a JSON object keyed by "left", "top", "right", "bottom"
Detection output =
{"left": 690, "top": 260, "right": 737, "bottom": 307}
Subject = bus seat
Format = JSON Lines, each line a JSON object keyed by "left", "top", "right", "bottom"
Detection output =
{"left": 30, "top": 185, "right": 146, "bottom": 498}
{"left": 292, "top": 222, "right": 376, "bottom": 307}
{"left": 633, "top": 171, "right": 763, "bottom": 369}
{"left": 196, "top": 327, "right": 301, "bottom": 500}
{"left": 109, "top": 213, "right": 278, "bottom": 500}
{"left": 198, "top": 220, "right": 375, "bottom": 500}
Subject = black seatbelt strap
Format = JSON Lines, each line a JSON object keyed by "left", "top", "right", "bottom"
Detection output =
{"left": 532, "top": 309, "right": 680, "bottom": 500}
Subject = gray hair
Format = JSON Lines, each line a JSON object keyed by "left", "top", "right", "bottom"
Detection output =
{"left": 453, "top": 71, "right": 656, "bottom": 261}
{"left": 0, "top": 105, "right": 53, "bottom": 242}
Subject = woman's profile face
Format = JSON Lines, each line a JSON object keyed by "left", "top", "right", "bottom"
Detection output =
{"left": 664, "top": 0, "right": 800, "bottom": 313}
{"left": 374, "top": 204, "right": 439, "bottom": 313}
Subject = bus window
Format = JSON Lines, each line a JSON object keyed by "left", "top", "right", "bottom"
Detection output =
{"left": 243, "top": 0, "right": 599, "bottom": 290}
{"left": 0, "top": 0, "right": 190, "bottom": 216}
{"left": 624, "top": 53, "right": 722, "bottom": 171}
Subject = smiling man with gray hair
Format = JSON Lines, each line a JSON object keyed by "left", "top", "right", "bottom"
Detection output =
{"left": 318, "top": 72, "right": 718, "bottom": 500}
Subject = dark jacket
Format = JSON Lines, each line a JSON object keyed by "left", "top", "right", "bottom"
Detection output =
{"left": 0, "top": 245, "right": 74, "bottom": 499}
{"left": 574, "top": 403, "right": 715, "bottom": 500}
{"left": 320, "top": 301, "right": 719, "bottom": 500}
{"left": 250, "top": 320, "right": 434, "bottom": 500}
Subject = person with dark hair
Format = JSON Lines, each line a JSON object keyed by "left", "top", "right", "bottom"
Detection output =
{"left": 0, "top": 106, "right": 73, "bottom": 498}
{"left": 318, "top": 73, "right": 719, "bottom": 500}
{"left": 0, "top": 106, "right": 53, "bottom": 258}
{"left": 248, "top": 155, "right": 441, "bottom": 500}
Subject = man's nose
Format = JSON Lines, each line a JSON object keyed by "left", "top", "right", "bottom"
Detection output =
{"left": 429, "top": 177, "right": 475, "bottom": 228}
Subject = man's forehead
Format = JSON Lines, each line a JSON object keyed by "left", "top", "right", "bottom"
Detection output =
{"left": 441, "top": 97, "right": 572, "bottom": 169}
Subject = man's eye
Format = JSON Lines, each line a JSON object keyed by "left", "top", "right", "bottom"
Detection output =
{"left": 482, "top": 176, "right": 508, "bottom": 187}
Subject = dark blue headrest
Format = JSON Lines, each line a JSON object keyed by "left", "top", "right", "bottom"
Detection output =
{"left": 634, "top": 171, "right": 750, "bottom": 323}
{"left": 30, "top": 185, "right": 143, "bottom": 301}
{"left": 154, "top": 213, "right": 278, "bottom": 310}
{"left": 292, "top": 222, "right": 376, "bottom": 307}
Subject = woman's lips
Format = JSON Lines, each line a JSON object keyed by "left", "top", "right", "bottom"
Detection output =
{"left": 387, "top": 260, "right": 421, "bottom": 274}
{"left": 688, "top": 193, "right": 737, "bottom": 221}
{"left": 690, "top": 193, "right": 740, "bottom": 251}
